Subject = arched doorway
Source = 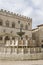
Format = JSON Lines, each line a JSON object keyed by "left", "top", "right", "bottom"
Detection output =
{"left": 11, "top": 37, "right": 15, "bottom": 45}
{"left": 5, "top": 36, "right": 10, "bottom": 45}
{"left": 41, "top": 44, "right": 43, "bottom": 48}
{"left": 5, "top": 36, "right": 10, "bottom": 40}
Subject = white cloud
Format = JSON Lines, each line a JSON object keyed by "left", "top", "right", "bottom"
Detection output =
{"left": 0, "top": 0, "right": 43, "bottom": 28}
{"left": 31, "top": 0, "right": 41, "bottom": 6}
{"left": 22, "top": 6, "right": 33, "bottom": 16}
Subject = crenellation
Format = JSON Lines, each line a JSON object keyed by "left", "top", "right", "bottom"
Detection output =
{"left": 4, "top": 10, "right": 7, "bottom": 12}
{"left": 13, "top": 13, "right": 16, "bottom": 15}
{"left": 29, "top": 18, "right": 32, "bottom": 22}
{"left": 0, "top": 9, "right": 32, "bottom": 21}
{"left": 7, "top": 11, "right": 11, "bottom": 14}
{"left": 10, "top": 12, "right": 13, "bottom": 15}
{"left": 0, "top": 9, "right": 3, "bottom": 12}
{"left": 27, "top": 17, "right": 28, "bottom": 19}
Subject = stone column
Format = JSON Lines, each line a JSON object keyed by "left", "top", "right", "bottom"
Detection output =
{"left": 8, "top": 36, "right": 12, "bottom": 54}
{"left": 12, "top": 47, "right": 15, "bottom": 54}
{"left": 3, "top": 46, "right": 7, "bottom": 54}
{"left": 22, "top": 48, "right": 24, "bottom": 54}
{"left": 3, "top": 36, "right": 5, "bottom": 45}
{"left": 15, "top": 37, "right": 18, "bottom": 46}
{"left": 10, "top": 36, "right": 12, "bottom": 45}
{"left": 3, "top": 36, "right": 6, "bottom": 54}
{"left": 28, "top": 48, "right": 30, "bottom": 54}
{"left": 21, "top": 39, "right": 24, "bottom": 54}
{"left": 14, "top": 48, "right": 17, "bottom": 54}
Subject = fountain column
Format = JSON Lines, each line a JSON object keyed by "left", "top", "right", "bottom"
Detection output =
{"left": 17, "top": 23, "right": 25, "bottom": 54}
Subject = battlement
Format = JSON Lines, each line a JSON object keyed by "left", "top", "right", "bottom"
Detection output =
{"left": 0, "top": 9, "right": 32, "bottom": 21}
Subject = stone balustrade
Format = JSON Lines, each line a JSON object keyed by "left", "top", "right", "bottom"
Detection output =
{"left": 0, "top": 38, "right": 43, "bottom": 60}
{"left": 0, "top": 46, "right": 43, "bottom": 60}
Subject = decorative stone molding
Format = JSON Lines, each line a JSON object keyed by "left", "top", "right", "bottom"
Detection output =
{"left": 0, "top": 9, "right": 32, "bottom": 21}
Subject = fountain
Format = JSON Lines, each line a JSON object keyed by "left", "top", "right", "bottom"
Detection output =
{"left": 17, "top": 27, "right": 25, "bottom": 40}
{"left": 17, "top": 23, "right": 25, "bottom": 46}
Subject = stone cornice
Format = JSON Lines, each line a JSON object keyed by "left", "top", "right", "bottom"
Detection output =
{"left": 0, "top": 9, "right": 32, "bottom": 22}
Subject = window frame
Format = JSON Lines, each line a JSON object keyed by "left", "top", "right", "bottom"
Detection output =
{"left": 25, "top": 24, "right": 28, "bottom": 30}
{"left": 6, "top": 20, "right": 9, "bottom": 27}
{"left": 0, "top": 19, "right": 3, "bottom": 26}
{"left": 12, "top": 22, "right": 15, "bottom": 28}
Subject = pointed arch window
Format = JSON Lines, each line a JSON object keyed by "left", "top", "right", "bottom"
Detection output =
{"left": 25, "top": 24, "right": 28, "bottom": 30}
{"left": 20, "top": 24, "right": 23, "bottom": 29}
{"left": 18, "top": 21, "right": 20, "bottom": 24}
{"left": 6, "top": 20, "right": 9, "bottom": 27}
{"left": 0, "top": 19, "right": 3, "bottom": 26}
{"left": 12, "top": 22, "right": 15, "bottom": 28}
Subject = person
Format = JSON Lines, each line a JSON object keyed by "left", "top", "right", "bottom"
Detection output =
{"left": 15, "top": 38, "right": 18, "bottom": 46}
{"left": 11, "top": 37, "right": 15, "bottom": 46}
{"left": 5, "top": 40, "right": 10, "bottom": 46}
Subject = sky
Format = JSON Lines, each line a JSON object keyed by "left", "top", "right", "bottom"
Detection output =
{"left": 0, "top": 0, "right": 43, "bottom": 28}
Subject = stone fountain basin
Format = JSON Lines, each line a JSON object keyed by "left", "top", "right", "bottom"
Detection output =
{"left": 17, "top": 32, "right": 25, "bottom": 37}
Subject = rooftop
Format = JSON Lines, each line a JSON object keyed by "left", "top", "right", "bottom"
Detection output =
{"left": 37, "top": 24, "right": 43, "bottom": 27}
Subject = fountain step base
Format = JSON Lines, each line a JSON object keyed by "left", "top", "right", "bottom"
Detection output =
{"left": 0, "top": 53, "right": 43, "bottom": 60}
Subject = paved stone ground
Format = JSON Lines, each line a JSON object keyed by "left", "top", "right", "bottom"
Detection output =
{"left": 0, "top": 60, "right": 43, "bottom": 65}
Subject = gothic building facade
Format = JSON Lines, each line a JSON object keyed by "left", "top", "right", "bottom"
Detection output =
{"left": 0, "top": 9, "right": 33, "bottom": 60}
{"left": 0, "top": 9, "right": 43, "bottom": 60}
